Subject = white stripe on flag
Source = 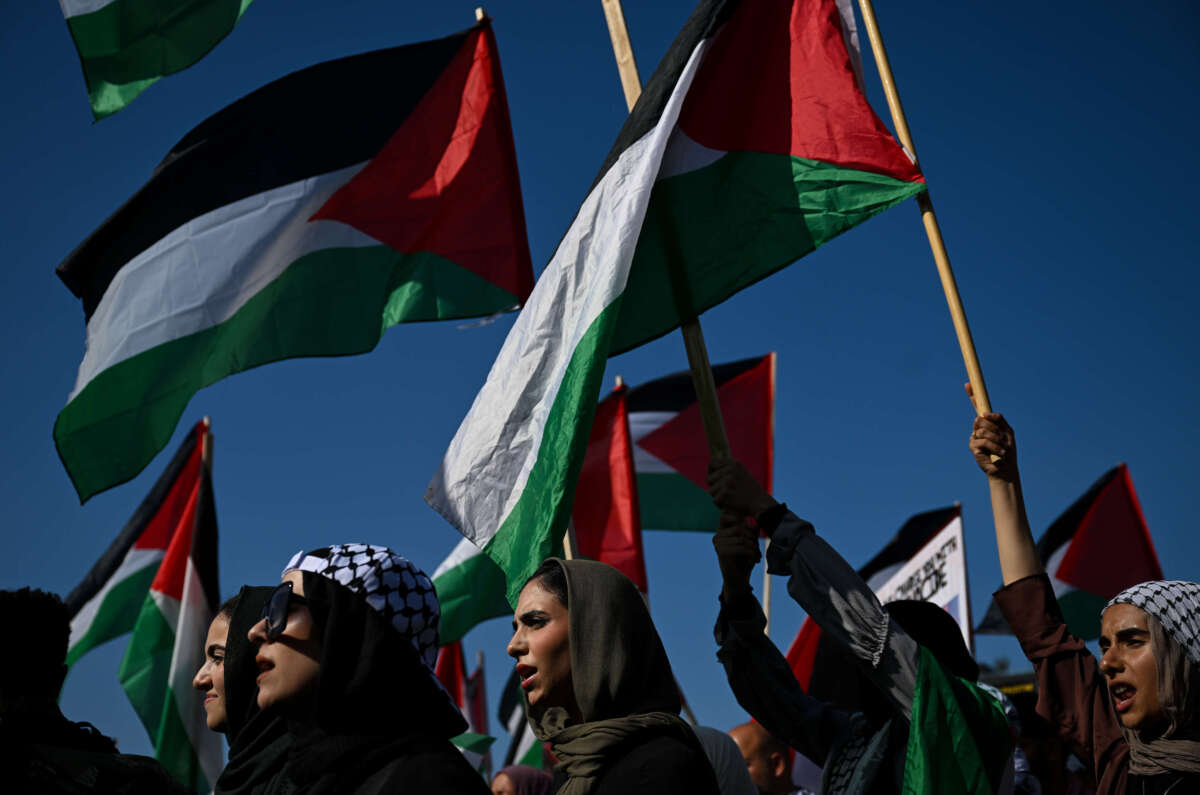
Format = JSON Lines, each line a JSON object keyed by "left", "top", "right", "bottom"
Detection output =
{"left": 427, "top": 40, "right": 711, "bottom": 547}
{"left": 59, "top": 0, "right": 118, "bottom": 18}
{"left": 433, "top": 536, "right": 485, "bottom": 580}
{"left": 69, "top": 547, "right": 163, "bottom": 650}
{"left": 72, "top": 163, "right": 377, "bottom": 401}
{"left": 628, "top": 411, "right": 677, "bottom": 474}
{"left": 167, "top": 558, "right": 223, "bottom": 787}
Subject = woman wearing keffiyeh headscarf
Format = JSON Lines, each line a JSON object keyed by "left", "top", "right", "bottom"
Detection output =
{"left": 245, "top": 543, "right": 490, "bottom": 795}
{"left": 969, "top": 395, "right": 1200, "bottom": 794}
{"left": 506, "top": 558, "right": 721, "bottom": 795}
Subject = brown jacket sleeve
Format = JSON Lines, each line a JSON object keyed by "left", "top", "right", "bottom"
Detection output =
{"left": 993, "top": 573, "right": 1129, "bottom": 794}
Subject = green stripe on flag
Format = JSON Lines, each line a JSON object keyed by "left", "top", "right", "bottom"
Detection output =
{"left": 902, "top": 646, "right": 1010, "bottom": 795}
{"left": 636, "top": 472, "right": 718, "bottom": 531}
{"left": 118, "top": 595, "right": 210, "bottom": 792}
{"left": 611, "top": 151, "right": 925, "bottom": 353}
{"left": 57, "top": 246, "right": 517, "bottom": 502}
{"left": 435, "top": 552, "right": 511, "bottom": 645}
{"left": 65, "top": 0, "right": 256, "bottom": 119}
{"left": 66, "top": 563, "right": 157, "bottom": 666}
{"left": 484, "top": 298, "right": 623, "bottom": 606}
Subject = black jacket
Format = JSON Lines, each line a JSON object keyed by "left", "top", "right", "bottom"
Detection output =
{"left": 551, "top": 733, "right": 720, "bottom": 795}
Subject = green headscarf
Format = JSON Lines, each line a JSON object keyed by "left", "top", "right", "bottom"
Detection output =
{"left": 527, "top": 559, "right": 697, "bottom": 795}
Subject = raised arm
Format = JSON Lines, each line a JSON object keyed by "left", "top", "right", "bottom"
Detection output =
{"left": 965, "top": 384, "right": 1042, "bottom": 584}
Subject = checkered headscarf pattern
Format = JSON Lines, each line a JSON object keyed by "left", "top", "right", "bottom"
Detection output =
{"left": 283, "top": 543, "right": 441, "bottom": 669}
{"left": 1105, "top": 580, "right": 1200, "bottom": 664}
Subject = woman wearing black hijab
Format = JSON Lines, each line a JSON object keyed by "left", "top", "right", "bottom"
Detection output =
{"left": 507, "top": 558, "right": 720, "bottom": 795}
{"left": 246, "top": 544, "right": 489, "bottom": 795}
{"left": 213, "top": 586, "right": 292, "bottom": 795}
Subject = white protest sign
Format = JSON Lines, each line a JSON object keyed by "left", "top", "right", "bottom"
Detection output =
{"left": 873, "top": 513, "right": 972, "bottom": 652}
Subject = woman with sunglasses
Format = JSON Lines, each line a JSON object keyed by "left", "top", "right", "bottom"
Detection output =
{"left": 246, "top": 544, "right": 490, "bottom": 795}
{"left": 508, "top": 558, "right": 721, "bottom": 795}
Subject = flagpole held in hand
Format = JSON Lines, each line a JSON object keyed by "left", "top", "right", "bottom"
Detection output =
{"left": 853, "top": 0, "right": 996, "bottom": 426}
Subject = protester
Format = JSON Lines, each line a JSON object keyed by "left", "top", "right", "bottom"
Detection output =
{"left": 725, "top": 722, "right": 791, "bottom": 795}
{"left": 967, "top": 395, "right": 1200, "bottom": 793}
{"left": 508, "top": 558, "right": 721, "bottom": 794}
{"left": 245, "top": 543, "right": 489, "bottom": 794}
{"left": 708, "top": 459, "right": 1014, "bottom": 793}
{"left": 0, "top": 587, "right": 186, "bottom": 793}
{"left": 491, "top": 763, "right": 554, "bottom": 795}
{"left": 213, "top": 585, "right": 292, "bottom": 795}
{"left": 194, "top": 595, "right": 238, "bottom": 733}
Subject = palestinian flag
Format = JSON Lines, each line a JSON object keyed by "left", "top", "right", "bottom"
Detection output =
{"left": 439, "top": 643, "right": 495, "bottom": 775}
{"left": 450, "top": 732, "right": 497, "bottom": 777}
{"left": 432, "top": 537, "right": 512, "bottom": 645}
{"left": 61, "top": 0, "right": 256, "bottom": 120}
{"left": 572, "top": 384, "right": 648, "bottom": 591}
{"left": 902, "top": 646, "right": 1012, "bottom": 794}
{"left": 65, "top": 420, "right": 208, "bottom": 667}
{"left": 787, "top": 506, "right": 958, "bottom": 707}
{"left": 498, "top": 667, "right": 549, "bottom": 770}
{"left": 976, "top": 463, "right": 1161, "bottom": 640}
{"left": 628, "top": 354, "right": 774, "bottom": 531}
{"left": 426, "top": 0, "right": 922, "bottom": 604}
{"left": 57, "top": 20, "right": 533, "bottom": 504}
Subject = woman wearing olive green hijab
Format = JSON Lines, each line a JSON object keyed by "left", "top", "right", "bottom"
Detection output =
{"left": 507, "top": 558, "right": 720, "bottom": 795}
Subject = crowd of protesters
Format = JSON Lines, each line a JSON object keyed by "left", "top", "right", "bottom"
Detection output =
{"left": 5, "top": 397, "right": 1198, "bottom": 793}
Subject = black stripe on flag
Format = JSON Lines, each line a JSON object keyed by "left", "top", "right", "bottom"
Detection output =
{"left": 588, "top": 0, "right": 736, "bottom": 194}
{"left": 191, "top": 466, "right": 221, "bottom": 613}
{"left": 58, "top": 27, "right": 475, "bottom": 321}
{"left": 625, "top": 354, "right": 766, "bottom": 413}
{"left": 860, "top": 505, "right": 960, "bottom": 587}
{"left": 64, "top": 426, "right": 201, "bottom": 616}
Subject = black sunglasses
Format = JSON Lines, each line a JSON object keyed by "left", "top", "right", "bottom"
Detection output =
{"left": 260, "top": 581, "right": 309, "bottom": 641}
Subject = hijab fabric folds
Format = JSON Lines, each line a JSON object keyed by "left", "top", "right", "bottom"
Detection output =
{"left": 528, "top": 558, "right": 697, "bottom": 795}
{"left": 215, "top": 586, "right": 292, "bottom": 795}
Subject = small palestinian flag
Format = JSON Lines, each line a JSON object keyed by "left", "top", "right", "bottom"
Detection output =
{"left": 65, "top": 420, "right": 208, "bottom": 666}
{"left": 439, "top": 643, "right": 495, "bottom": 776}
{"left": 572, "top": 385, "right": 648, "bottom": 591}
{"left": 628, "top": 354, "right": 774, "bottom": 532}
{"left": 498, "top": 667, "right": 549, "bottom": 770}
{"left": 976, "top": 463, "right": 1161, "bottom": 640}
{"left": 66, "top": 419, "right": 221, "bottom": 792}
{"left": 427, "top": 0, "right": 921, "bottom": 604}
{"left": 432, "top": 537, "right": 512, "bottom": 646}
{"left": 787, "top": 506, "right": 958, "bottom": 707}
{"left": 61, "top": 0, "right": 256, "bottom": 119}
{"left": 57, "top": 20, "right": 533, "bottom": 503}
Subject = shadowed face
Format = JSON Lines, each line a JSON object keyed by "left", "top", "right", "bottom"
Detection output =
{"left": 1099, "top": 603, "right": 1163, "bottom": 732}
{"left": 246, "top": 571, "right": 321, "bottom": 715}
{"left": 193, "top": 614, "right": 230, "bottom": 732}
{"left": 491, "top": 771, "right": 515, "bottom": 795}
{"left": 730, "top": 723, "right": 789, "bottom": 795}
{"left": 507, "top": 579, "right": 577, "bottom": 720}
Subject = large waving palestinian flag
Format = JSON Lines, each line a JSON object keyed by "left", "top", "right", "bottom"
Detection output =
{"left": 976, "top": 464, "right": 1161, "bottom": 640}
{"left": 56, "top": 20, "right": 533, "bottom": 503}
{"left": 628, "top": 354, "right": 773, "bottom": 531}
{"left": 426, "top": 0, "right": 924, "bottom": 604}
{"left": 432, "top": 537, "right": 512, "bottom": 646}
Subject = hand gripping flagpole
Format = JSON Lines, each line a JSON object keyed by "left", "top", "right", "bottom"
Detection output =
{"left": 854, "top": 0, "right": 995, "bottom": 420}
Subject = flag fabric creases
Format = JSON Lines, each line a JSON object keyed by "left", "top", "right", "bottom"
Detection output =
{"left": 56, "top": 20, "right": 533, "bottom": 503}
{"left": 61, "top": 0, "right": 257, "bottom": 119}
{"left": 426, "top": 0, "right": 924, "bottom": 606}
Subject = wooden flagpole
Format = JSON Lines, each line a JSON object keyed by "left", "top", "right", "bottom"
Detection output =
{"left": 201, "top": 416, "right": 213, "bottom": 472}
{"left": 599, "top": 0, "right": 732, "bottom": 462}
{"left": 854, "top": 0, "right": 994, "bottom": 417}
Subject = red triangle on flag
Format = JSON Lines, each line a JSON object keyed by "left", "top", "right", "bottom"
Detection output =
{"left": 573, "top": 385, "right": 648, "bottom": 592}
{"left": 435, "top": 640, "right": 468, "bottom": 710}
{"left": 1055, "top": 464, "right": 1162, "bottom": 597}
{"left": 637, "top": 354, "right": 774, "bottom": 493}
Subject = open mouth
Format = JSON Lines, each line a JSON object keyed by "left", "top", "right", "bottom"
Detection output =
{"left": 516, "top": 664, "right": 537, "bottom": 691}
{"left": 1111, "top": 683, "right": 1136, "bottom": 712}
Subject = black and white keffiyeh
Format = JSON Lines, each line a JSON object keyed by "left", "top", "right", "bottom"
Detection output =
{"left": 283, "top": 543, "right": 440, "bottom": 669}
{"left": 1105, "top": 580, "right": 1200, "bottom": 664}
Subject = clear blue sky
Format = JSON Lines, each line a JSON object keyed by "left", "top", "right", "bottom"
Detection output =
{"left": 2, "top": 0, "right": 1197, "bottom": 765}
